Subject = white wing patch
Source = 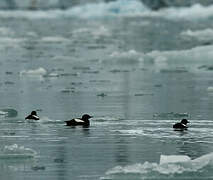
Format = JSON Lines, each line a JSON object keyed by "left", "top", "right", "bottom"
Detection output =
{"left": 181, "top": 123, "right": 187, "bottom": 127}
{"left": 32, "top": 115, "right": 39, "bottom": 119}
{"left": 74, "top": 118, "right": 84, "bottom": 123}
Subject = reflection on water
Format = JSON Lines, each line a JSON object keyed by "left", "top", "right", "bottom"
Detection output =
{"left": 114, "top": 137, "right": 130, "bottom": 165}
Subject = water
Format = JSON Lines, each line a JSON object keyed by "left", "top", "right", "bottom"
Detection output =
{"left": 1, "top": 0, "right": 213, "bottom": 179}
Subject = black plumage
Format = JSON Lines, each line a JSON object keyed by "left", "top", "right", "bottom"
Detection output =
{"left": 173, "top": 119, "right": 189, "bottom": 130}
{"left": 25, "top": 111, "right": 40, "bottom": 120}
{"left": 65, "top": 114, "right": 92, "bottom": 126}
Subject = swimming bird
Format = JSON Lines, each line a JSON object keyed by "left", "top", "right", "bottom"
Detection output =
{"left": 65, "top": 114, "right": 92, "bottom": 126}
{"left": 173, "top": 119, "right": 189, "bottom": 130}
{"left": 25, "top": 111, "right": 40, "bottom": 120}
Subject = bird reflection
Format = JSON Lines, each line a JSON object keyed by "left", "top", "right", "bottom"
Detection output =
{"left": 114, "top": 138, "right": 130, "bottom": 165}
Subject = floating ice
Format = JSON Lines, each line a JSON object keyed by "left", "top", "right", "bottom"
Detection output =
{"left": 103, "top": 45, "right": 213, "bottom": 66}
{"left": 160, "top": 155, "right": 191, "bottom": 164}
{"left": 0, "top": 37, "right": 24, "bottom": 43}
{"left": 105, "top": 152, "right": 213, "bottom": 177}
{"left": 0, "top": 37, "right": 25, "bottom": 49}
{"left": 104, "top": 50, "right": 144, "bottom": 64}
{"left": 91, "top": 26, "right": 111, "bottom": 37}
{"left": 72, "top": 26, "right": 111, "bottom": 38}
{"left": 43, "top": 72, "right": 59, "bottom": 78}
{"left": 20, "top": 67, "right": 47, "bottom": 76}
{"left": 0, "top": 0, "right": 148, "bottom": 19}
{"left": 41, "top": 36, "right": 69, "bottom": 43}
{"left": 181, "top": 29, "right": 213, "bottom": 41}
{"left": 72, "top": 28, "right": 90, "bottom": 34}
{"left": 0, "top": 109, "right": 18, "bottom": 117}
{"left": 0, "top": 1, "right": 212, "bottom": 20}
{"left": 66, "top": 0, "right": 148, "bottom": 18}
{"left": 0, "top": 0, "right": 60, "bottom": 10}
{"left": 0, "top": 111, "right": 8, "bottom": 116}
{"left": 0, "top": 144, "right": 36, "bottom": 159}
{"left": 0, "top": 0, "right": 145, "bottom": 19}
{"left": 110, "top": 50, "right": 143, "bottom": 59}
{"left": 207, "top": 87, "right": 213, "bottom": 92}
{"left": 0, "top": 10, "right": 61, "bottom": 19}
{"left": 146, "top": 45, "right": 213, "bottom": 63}
{"left": 105, "top": 44, "right": 213, "bottom": 66}
{"left": 156, "top": 4, "right": 213, "bottom": 20}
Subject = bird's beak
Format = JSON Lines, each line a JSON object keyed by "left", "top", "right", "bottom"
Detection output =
{"left": 90, "top": 116, "right": 93, "bottom": 118}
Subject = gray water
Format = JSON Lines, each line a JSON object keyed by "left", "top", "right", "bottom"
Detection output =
{"left": 1, "top": 0, "right": 213, "bottom": 179}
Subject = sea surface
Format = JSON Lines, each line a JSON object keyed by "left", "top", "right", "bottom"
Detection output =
{"left": 1, "top": 0, "right": 213, "bottom": 179}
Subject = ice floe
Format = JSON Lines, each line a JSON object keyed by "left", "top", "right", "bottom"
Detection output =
{"left": 20, "top": 67, "right": 47, "bottom": 76}
{"left": 103, "top": 152, "right": 213, "bottom": 179}
{"left": 0, "top": 144, "right": 36, "bottom": 159}
{"left": 0, "top": 109, "right": 18, "bottom": 117}
{"left": 181, "top": 29, "right": 213, "bottom": 41}
{"left": 41, "top": 36, "right": 69, "bottom": 43}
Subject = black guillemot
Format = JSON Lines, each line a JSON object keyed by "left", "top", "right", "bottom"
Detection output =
{"left": 25, "top": 111, "right": 40, "bottom": 120}
{"left": 173, "top": 119, "right": 189, "bottom": 130}
{"left": 65, "top": 114, "right": 92, "bottom": 126}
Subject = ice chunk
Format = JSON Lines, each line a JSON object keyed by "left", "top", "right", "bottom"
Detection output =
{"left": 0, "top": 144, "right": 36, "bottom": 159}
{"left": 105, "top": 152, "right": 213, "bottom": 178}
{"left": 0, "top": 108, "right": 18, "bottom": 117}
{"left": 160, "top": 155, "right": 191, "bottom": 165}
{"left": 207, "top": 87, "right": 213, "bottom": 92}
{"left": 41, "top": 36, "right": 69, "bottom": 43}
{"left": 20, "top": 67, "right": 47, "bottom": 76}
{"left": 192, "top": 152, "right": 213, "bottom": 169}
{"left": 181, "top": 29, "right": 213, "bottom": 41}
{"left": 0, "top": 111, "right": 8, "bottom": 116}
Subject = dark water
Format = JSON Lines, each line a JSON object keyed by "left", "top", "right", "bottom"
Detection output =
{"left": 0, "top": 0, "right": 213, "bottom": 179}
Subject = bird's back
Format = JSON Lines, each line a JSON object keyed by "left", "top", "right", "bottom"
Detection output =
{"left": 65, "top": 118, "right": 87, "bottom": 126}
{"left": 25, "top": 114, "right": 39, "bottom": 120}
